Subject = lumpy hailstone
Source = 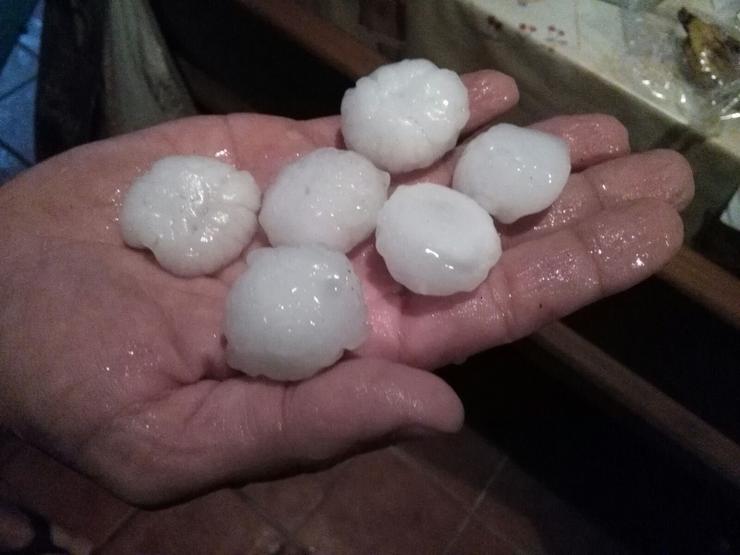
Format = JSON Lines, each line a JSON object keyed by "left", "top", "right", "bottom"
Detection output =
{"left": 452, "top": 124, "right": 571, "bottom": 224}
{"left": 341, "top": 59, "right": 470, "bottom": 173}
{"left": 376, "top": 183, "right": 502, "bottom": 296}
{"left": 120, "top": 155, "right": 261, "bottom": 277}
{"left": 259, "top": 148, "right": 390, "bottom": 252}
{"left": 225, "top": 245, "right": 369, "bottom": 381}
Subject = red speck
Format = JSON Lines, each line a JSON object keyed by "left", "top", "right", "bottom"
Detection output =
{"left": 519, "top": 23, "right": 527, "bottom": 31}
{"left": 548, "top": 24, "right": 556, "bottom": 32}
{"left": 487, "top": 15, "right": 503, "bottom": 30}
{"left": 558, "top": 29, "right": 565, "bottom": 36}
{"left": 529, "top": 25, "right": 537, "bottom": 32}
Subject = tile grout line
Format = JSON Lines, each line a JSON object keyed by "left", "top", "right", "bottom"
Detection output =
{"left": 0, "top": 71, "right": 38, "bottom": 168}
{"left": 233, "top": 489, "right": 298, "bottom": 541}
{"left": 0, "top": 74, "right": 37, "bottom": 105}
{"left": 0, "top": 137, "right": 32, "bottom": 167}
{"left": 90, "top": 506, "right": 138, "bottom": 552}
{"left": 440, "top": 455, "right": 509, "bottom": 555}
{"left": 391, "top": 445, "right": 499, "bottom": 510}
{"left": 236, "top": 464, "right": 347, "bottom": 548}
{"left": 390, "top": 446, "right": 475, "bottom": 505}
{"left": 17, "top": 42, "right": 40, "bottom": 58}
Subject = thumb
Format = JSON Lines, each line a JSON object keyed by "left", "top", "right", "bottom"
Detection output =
{"left": 273, "top": 358, "right": 464, "bottom": 462}
{"left": 106, "top": 358, "right": 463, "bottom": 505}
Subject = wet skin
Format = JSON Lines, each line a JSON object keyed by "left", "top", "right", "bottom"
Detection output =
{"left": 0, "top": 70, "right": 694, "bottom": 506}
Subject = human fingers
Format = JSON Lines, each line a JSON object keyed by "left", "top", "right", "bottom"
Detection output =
{"left": 396, "top": 112, "right": 631, "bottom": 186}
{"left": 459, "top": 70, "right": 519, "bottom": 135}
{"left": 498, "top": 149, "right": 694, "bottom": 248}
{"left": 99, "top": 358, "right": 462, "bottom": 505}
{"left": 360, "top": 199, "right": 683, "bottom": 369}
{"left": 530, "top": 113, "right": 630, "bottom": 170}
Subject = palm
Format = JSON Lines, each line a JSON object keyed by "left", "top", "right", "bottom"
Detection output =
{"left": 0, "top": 71, "right": 692, "bottom": 505}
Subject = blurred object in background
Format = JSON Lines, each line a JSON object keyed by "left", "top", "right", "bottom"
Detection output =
{"left": 0, "top": 0, "right": 41, "bottom": 185}
{"left": 679, "top": 7, "right": 740, "bottom": 90}
{"left": 695, "top": 185, "right": 740, "bottom": 276}
{"left": 101, "top": 0, "right": 196, "bottom": 137}
{"left": 35, "top": 0, "right": 103, "bottom": 161}
{"left": 0, "top": 0, "right": 36, "bottom": 69}
{"left": 35, "top": 0, "right": 195, "bottom": 162}
{"left": 621, "top": 3, "right": 740, "bottom": 135}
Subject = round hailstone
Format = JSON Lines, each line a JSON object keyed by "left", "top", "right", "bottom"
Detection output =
{"left": 259, "top": 148, "right": 390, "bottom": 253}
{"left": 375, "top": 183, "right": 502, "bottom": 296}
{"left": 341, "top": 59, "right": 470, "bottom": 173}
{"left": 225, "top": 245, "right": 369, "bottom": 381}
{"left": 120, "top": 155, "right": 261, "bottom": 277}
{"left": 452, "top": 123, "right": 571, "bottom": 224}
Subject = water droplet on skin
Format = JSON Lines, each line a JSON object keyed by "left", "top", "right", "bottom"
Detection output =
{"left": 110, "top": 188, "right": 123, "bottom": 207}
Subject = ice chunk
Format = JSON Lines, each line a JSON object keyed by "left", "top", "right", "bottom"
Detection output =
{"left": 260, "top": 148, "right": 390, "bottom": 252}
{"left": 375, "top": 183, "right": 501, "bottom": 296}
{"left": 120, "top": 155, "right": 261, "bottom": 276}
{"left": 453, "top": 124, "right": 570, "bottom": 224}
{"left": 341, "top": 59, "right": 469, "bottom": 173}
{"left": 225, "top": 245, "right": 368, "bottom": 381}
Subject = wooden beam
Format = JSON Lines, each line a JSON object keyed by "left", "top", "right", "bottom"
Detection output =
{"left": 659, "top": 246, "right": 740, "bottom": 330}
{"left": 238, "top": 0, "right": 386, "bottom": 79}
{"left": 531, "top": 321, "right": 740, "bottom": 490}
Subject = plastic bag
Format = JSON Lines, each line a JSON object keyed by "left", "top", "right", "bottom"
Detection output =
{"left": 620, "top": 1, "right": 740, "bottom": 134}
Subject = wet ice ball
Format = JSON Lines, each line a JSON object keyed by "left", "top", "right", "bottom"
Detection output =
{"left": 225, "top": 245, "right": 369, "bottom": 381}
{"left": 452, "top": 124, "right": 571, "bottom": 224}
{"left": 341, "top": 59, "right": 470, "bottom": 173}
{"left": 259, "top": 148, "right": 390, "bottom": 252}
{"left": 375, "top": 183, "right": 502, "bottom": 296}
{"left": 120, "top": 155, "right": 261, "bottom": 277}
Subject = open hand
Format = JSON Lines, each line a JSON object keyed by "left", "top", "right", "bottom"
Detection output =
{"left": 0, "top": 70, "right": 693, "bottom": 505}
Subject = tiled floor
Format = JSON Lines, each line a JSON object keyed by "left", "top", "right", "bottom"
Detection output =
{"left": 0, "top": 1, "right": 42, "bottom": 185}
{"left": 1, "top": 339, "right": 739, "bottom": 554}
{"left": 0, "top": 428, "right": 618, "bottom": 555}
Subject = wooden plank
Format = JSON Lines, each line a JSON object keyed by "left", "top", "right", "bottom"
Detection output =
{"left": 531, "top": 321, "right": 740, "bottom": 490}
{"left": 659, "top": 246, "right": 740, "bottom": 330}
{"left": 241, "top": 0, "right": 739, "bottom": 329}
{"left": 238, "top": 0, "right": 386, "bottom": 79}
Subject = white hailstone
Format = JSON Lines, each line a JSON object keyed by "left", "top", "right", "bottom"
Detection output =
{"left": 259, "top": 148, "right": 390, "bottom": 253}
{"left": 120, "top": 155, "right": 261, "bottom": 277}
{"left": 375, "top": 183, "right": 502, "bottom": 296}
{"left": 341, "top": 59, "right": 470, "bottom": 173}
{"left": 452, "top": 123, "right": 571, "bottom": 224}
{"left": 225, "top": 245, "right": 369, "bottom": 381}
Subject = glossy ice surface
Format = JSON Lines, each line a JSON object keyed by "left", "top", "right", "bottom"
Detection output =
{"left": 375, "top": 183, "right": 502, "bottom": 296}
{"left": 341, "top": 59, "right": 470, "bottom": 173}
{"left": 225, "top": 245, "right": 369, "bottom": 381}
{"left": 453, "top": 124, "right": 571, "bottom": 224}
{"left": 259, "top": 148, "right": 390, "bottom": 252}
{"left": 120, "top": 155, "right": 261, "bottom": 276}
